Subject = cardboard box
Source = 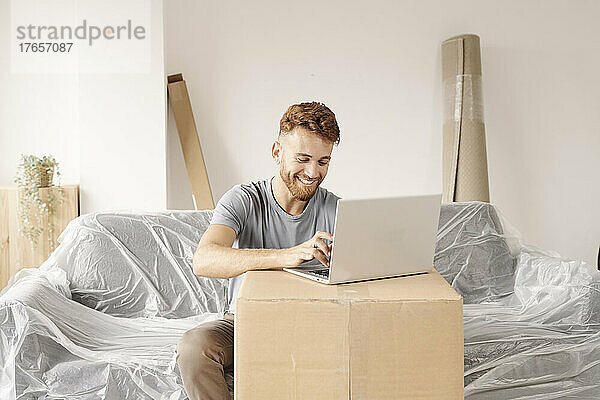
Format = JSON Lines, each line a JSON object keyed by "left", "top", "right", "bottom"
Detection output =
{"left": 235, "top": 269, "right": 464, "bottom": 399}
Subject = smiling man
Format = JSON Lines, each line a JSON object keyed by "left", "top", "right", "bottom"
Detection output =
{"left": 176, "top": 102, "right": 341, "bottom": 400}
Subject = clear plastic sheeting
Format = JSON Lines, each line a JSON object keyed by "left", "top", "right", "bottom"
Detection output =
{"left": 0, "top": 268, "right": 221, "bottom": 399}
{"left": 0, "top": 210, "right": 231, "bottom": 399}
{"left": 435, "top": 202, "right": 600, "bottom": 399}
{"left": 435, "top": 201, "right": 519, "bottom": 304}
{"left": 48, "top": 211, "right": 228, "bottom": 318}
{"left": 443, "top": 74, "right": 484, "bottom": 122}
{"left": 1, "top": 205, "right": 599, "bottom": 399}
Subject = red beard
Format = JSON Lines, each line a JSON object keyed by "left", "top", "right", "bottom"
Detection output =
{"left": 279, "top": 169, "right": 321, "bottom": 201}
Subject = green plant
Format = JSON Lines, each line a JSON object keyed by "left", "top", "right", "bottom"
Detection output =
{"left": 14, "top": 154, "right": 64, "bottom": 249}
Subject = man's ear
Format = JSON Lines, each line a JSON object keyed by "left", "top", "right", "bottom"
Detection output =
{"left": 272, "top": 141, "right": 281, "bottom": 164}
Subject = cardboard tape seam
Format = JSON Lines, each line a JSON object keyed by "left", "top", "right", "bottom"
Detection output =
{"left": 337, "top": 284, "right": 370, "bottom": 302}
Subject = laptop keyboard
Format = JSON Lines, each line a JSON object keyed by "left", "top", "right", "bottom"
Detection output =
{"left": 309, "top": 268, "right": 330, "bottom": 279}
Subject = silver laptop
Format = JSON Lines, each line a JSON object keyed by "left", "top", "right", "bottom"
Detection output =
{"left": 284, "top": 194, "right": 441, "bottom": 284}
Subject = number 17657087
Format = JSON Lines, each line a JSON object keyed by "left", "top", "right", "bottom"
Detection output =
{"left": 19, "top": 42, "right": 73, "bottom": 52}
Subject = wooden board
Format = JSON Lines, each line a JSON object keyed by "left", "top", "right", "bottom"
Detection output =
{"left": 0, "top": 184, "right": 79, "bottom": 289}
{"left": 0, "top": 189, "right": 9, "bottom": 289}
{"left": 167, "top": 73, "right": 214, "bottom": 210}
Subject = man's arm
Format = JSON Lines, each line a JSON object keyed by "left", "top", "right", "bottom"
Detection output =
{"left": 193, "top": 224, "right": 333, "bottom": 279}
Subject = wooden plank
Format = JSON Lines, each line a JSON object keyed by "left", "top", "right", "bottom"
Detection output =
{"left": 0, "top": 189, "right": 9, "bottom": 289}
{"left": 167, "top": 73, "right": 214, "bottom": 210}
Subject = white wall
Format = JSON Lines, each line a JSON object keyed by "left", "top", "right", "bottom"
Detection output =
{"left": 0, "top": 0, "right": 167, "bottom": 214}
{"left": 78, "top": 0, "right": 166, "bottom": 213}
{"left": 0, "top": 0, "right": 80, "bottom": 188}
{"left": 165, "top": 0, "right": 600, "bottom": 265}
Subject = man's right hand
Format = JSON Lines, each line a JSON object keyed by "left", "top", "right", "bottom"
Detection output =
{"left": 283, "top": 231, "right": 334, "bottom": 268}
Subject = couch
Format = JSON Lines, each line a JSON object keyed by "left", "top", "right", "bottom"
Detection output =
{"left": 1, "top": 202, "right": 598, "bottom": 399}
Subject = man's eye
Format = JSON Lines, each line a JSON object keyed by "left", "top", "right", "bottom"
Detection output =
{"left": 318, "top": 161, "right": 329, "bottom": 166}
{"left": 297, "top": 158, "right": 309, "bottom": 162}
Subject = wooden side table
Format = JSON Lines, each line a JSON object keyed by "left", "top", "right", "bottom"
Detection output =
{"left": 0, "top": 184, "right": 79, "bottom": 290}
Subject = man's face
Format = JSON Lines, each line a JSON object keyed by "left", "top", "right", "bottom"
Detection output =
{"left": 274, "top": 128, "right": 334, "bottom": 201}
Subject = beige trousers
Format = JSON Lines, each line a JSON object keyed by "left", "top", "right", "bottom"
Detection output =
{"left": 176, "top": 313, "right": 234, "bottom": 400}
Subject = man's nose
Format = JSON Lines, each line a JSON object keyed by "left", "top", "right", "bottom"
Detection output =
{"left": 304, "top": 163, "right": 318, "bottom": 179}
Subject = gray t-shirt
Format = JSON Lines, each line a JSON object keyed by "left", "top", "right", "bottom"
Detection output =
{"left": 210, "top": 177, "right": 340, "bottom": 313}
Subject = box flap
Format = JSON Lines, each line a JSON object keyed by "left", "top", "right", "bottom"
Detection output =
{"left": 238, "top": 269, "right": 461, "bottom": 303}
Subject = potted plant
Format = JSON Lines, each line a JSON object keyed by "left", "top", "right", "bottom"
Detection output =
{"left": 14, "top": 155, "right": 64, "bottom": 249}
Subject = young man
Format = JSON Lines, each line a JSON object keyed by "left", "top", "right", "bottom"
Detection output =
{"left": 176, "top": 102, "right": 341, "bottom": 400}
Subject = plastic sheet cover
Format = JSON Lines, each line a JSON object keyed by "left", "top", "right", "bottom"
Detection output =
{"left": 435, "top": 202, "right": 600, "bottom": 399}
{"left": 0, "top": 211, "right": 230, "bottom": 399}
{"left": 1, "top": 205, "right": 599, "bottom": 399}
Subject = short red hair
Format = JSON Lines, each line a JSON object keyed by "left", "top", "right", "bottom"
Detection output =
{"left": 279, "top": 102, "right": 340, "bottom": 144}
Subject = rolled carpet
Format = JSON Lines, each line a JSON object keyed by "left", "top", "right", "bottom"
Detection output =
{"left": 441, "top": 34, "right": 490, "bottom": 203}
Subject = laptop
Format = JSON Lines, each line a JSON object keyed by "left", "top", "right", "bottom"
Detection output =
{"left": 283, "top": 194, "right": 441, "bottom": 284}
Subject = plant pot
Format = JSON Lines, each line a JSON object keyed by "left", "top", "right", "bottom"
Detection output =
{"left": 37, "top": 163, "right": 54, "bottom": 188}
